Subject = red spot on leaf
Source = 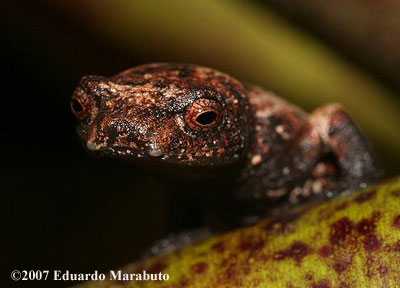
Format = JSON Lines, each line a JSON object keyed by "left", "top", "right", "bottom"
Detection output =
{"left": 366, "top": 256, "right": 376, "bottom": 278}
{"left": 378, "top": 266, "right": 389, "bottom": 276}
{"left": 133, "top": 264, "right": 145, "bottom": 274}
{"left": 333, "top": 255, "right": 353, "bottom": 274}
{"left": 354, "top": 190, "right": 376, "bottom": 203}
{"left": 305, "top": 273, "right": 314, "bottom": 281}
{"left": 330, "top": 217, "right": 355, "bottom": 246}
{"left": 318, "top": 245, "right": 333, "bottom": 258}
{"left": 253, "top": 278, "right": 261, "bottom": 286}
{"left": 363, "top": 234, "right": 382, "bottom": 251}
{"left": 224, "top": 267, "right": 235, "bottom": 279}
{"left": 273, "top": 241, "right": 311, "bottom": 265}
{"left": 328, "top": 212, "right": 383, "bottom": 275}
{"left": 238, "top": 238, "right": 264, "bottom": 252}
{"left": 335, "top": 202, "right": 349, "bottom": 211}
{"left": 357, "top": 212, "right": 381, "bottom": 251}
{"left": 392, "top": 189, "right": 400, "bottom": 198}
{"left": 222, "top": 266, "right": 242, "bottom": 286}
{"left": 393, "top": 215, "right": 400, "bottom": 229}
{"left": 177, "top": 277, "right": 189, "bottom": 287}
{"left": 212, "top": 241, "right": 226, "bottom": 253}
{"left": 394, "top": 240, "right": 400, "bottom": 252}
{"left": 357, "top": 218, "right": 377, "bottom": 234}
{"left": 242, "top": 265, "right": 251, "bottom": 275}
{"left": 191, "top": 261, "right": 208, "bottom": 274}
{"left": 312, "top": 279, "right": 331, "bottom": 288}
{"left": 147, "top": 261, "right": 166, "bottom": 274}
{"left": 217, "top": 254, "right": 242, "bottom": 286}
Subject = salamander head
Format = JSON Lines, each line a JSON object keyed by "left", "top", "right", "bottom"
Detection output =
{"left": 71, "top": 63, "right": 251, "bottom": 166}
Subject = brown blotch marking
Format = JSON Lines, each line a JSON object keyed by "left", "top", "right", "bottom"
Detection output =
{"left": 190, "top": 261, "right": 208, "bottom": 274}
{"left": 219, "top": 255, "right": 231, "bottom": 268}
{"left": 146, "top": 261, "right": 167, "bottom": 274}
{"left": 394, "top": 240, "right": 400, "bottom": 252}
{"left": 333, "top": 255, "right": 353, "bottom": 274}
{"left": 366, "top": 256, "right": 375, "bottom": 278}
{"left": 273, "top": 241, "right": 312, "bottom": 265}
{"left": 311, "top": 279, "right": 331, "bottom": 288}
{"left": 217, "top": 254, "right": 242, "bottom": 286}
{"left": 253, "top": 278, "right": 261, "bottom": 286}
{"left": 328, "top": 212, "right": 383, "bottom": 274}
{"left": 305, "top": 273, "right": 314, "bottom": 281}
{"left": 224, "top": 267, "right": 236, "bottom": 280}
{"left": 335, "top": 201, "right": 349, "bottom": 211}
{"left": 329, "top": 218, "right": 355, "bottom": 273}
{"left": 366, "top": 256, "right": 390, "bottom": 279}
{"left": 238, "top": 237, "right": 264, "bottom": 252}
{"left": 255, "top": 252, "right": 269, "bottom": 262}
{"left": 212, "top": 241, "right": 226, "bottom": 253}
{"left": 177, "top": 277, "right": 190, "bottom": 287}
{"left": 357, "top": 211, "right": 382, "bottom": 251}
{"left": 223, "top": 266, "right": 242, "bottom": 286}
{"left": 329, "top": 217, "right": 355, "bottom": 246}
{"left": 393, "top": 215, "right": 400, "bottom": 229}
{"left": 363, "top": 234, "right": 382, "bottom": 251}
{"left": 353, "top": 189, "right": 376, "bottom": 204}
{"left": 318, "top": 207, "right": 336, "bottom": 221}
{"left": 378, "top": 266, "right": 389, "bottom": 276}
{"left": 264, "top": 212, "right": 301, "bottom": 235}
{"left": 356, "top": 212, "right": 380, "bottom": 234}
{"left": 391, "top": 189, "right": 400, "bottom": 198}
{"left": 242, "top": 265, "right": 251, "bottom": 275}
{"left": 318, "top": 245, "right": 333, "bottom": 258}
{"left": 133, "top": 264, "right": 145, "bottom": 274}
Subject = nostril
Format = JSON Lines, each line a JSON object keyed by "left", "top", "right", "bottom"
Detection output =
{"left": 71, "top": 99, "right": 83, "bottom": 113}
{"left": 148, "top": 146, "right": 163, "bottom": 157}
{"left": 147, "top": 133, "right": 163, "bottom": 157}
{"left": 148, "top": 142, "right": 163, "bottom": 157}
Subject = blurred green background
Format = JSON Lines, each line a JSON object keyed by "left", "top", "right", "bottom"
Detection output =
{"left": 2, "top": 1, "right": 400, "bottom": 287}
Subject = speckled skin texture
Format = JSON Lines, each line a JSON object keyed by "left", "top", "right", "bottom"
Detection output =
{"left": 71, "top": 63, "right": 383, "bottom": 206}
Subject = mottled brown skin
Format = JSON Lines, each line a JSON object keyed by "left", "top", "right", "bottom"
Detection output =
{"left": 72, "top": 63, "right": 382, "bottom": 200}
{"left": 71, "top": 63, "right": 383, "bottom": 253}
{"left": 72, "top": 64, "right": 249, "bottom": 167}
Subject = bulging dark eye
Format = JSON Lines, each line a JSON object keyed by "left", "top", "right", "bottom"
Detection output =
{"left": 70, "top": 98, "right": 89, "bottom": 120}
{"left": 185, "top": 98, "right": 223, "bottom": 131}
{"left": 195, "top": 111, "right": 217, "bottom": 125}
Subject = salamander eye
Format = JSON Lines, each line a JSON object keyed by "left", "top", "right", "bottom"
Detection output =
{"left": 70, "top": 98, "right": 89, "bottom": 120}
{"left": 185, "top": 98, "right": 223, "bottom": 131}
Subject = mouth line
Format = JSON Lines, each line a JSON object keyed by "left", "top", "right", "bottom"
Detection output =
{"left": 94, "top": 143, "right": 245, "bottom": 161}
{"left": 183, "top": 143, "right": 244, "bottom": 154}
{"left": 97, "top": 146, "right": 145, "bottom": 157}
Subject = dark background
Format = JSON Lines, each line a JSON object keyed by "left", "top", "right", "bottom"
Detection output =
{"left": 2, "top": 1, "right": 400, "bottom": 287}
{"left": 1, "top": 3, "right": 169, "bottom": 287}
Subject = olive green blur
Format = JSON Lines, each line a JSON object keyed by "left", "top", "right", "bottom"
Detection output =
{"left": 52, "top": 0, "right": 400, "bottom": 175}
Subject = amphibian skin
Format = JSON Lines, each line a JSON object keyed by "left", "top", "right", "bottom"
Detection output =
{"left": 71, "top": 63, "right": 383, "bottom": 206}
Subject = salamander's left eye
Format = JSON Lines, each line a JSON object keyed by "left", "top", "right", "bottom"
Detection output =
{"left": 185, "top": 98, "right": 223, "bottom": 131}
